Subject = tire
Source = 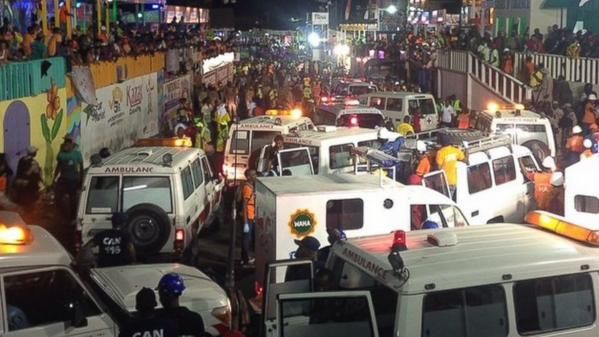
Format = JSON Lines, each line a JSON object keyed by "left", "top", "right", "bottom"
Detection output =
{"left": 437, "top": 129, "right": 485, "bottom": 145}
{"left": 125, "top": 203, "right": 171, "bottom": 256}
{"left": 522, "top": 140, "right": 551, "bottom": 165}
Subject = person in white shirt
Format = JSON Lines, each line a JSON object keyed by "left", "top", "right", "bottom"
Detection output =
{"left": 441, "top": 98, "right": 456, "bottom": 127}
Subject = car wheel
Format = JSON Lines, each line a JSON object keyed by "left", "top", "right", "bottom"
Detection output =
{"left": 437, "top": 129, "right": 484, "bottom": 145}
{"left": 522, "top": 140, "right": 551, "bottom": 165}
{"left": 125, "top": 203, "right": 171, "bottom": 256}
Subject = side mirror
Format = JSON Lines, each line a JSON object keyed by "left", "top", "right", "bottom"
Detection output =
{"left": 66, "top": 300, "right": 88, "bottom": 329}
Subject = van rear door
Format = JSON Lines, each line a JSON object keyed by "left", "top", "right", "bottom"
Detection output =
{"left": 277, "top": 148, "right": 314, "bottom": 176}
{"left": 422, "top": 170, "right": 451, "bottom": 199}
{"left": 275, "top": 291, "right": 380, "bottom": 337}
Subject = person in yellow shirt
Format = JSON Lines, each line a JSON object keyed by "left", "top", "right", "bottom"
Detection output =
{"left": 46, "top": 28, "right": 62, "bottom": 57}
{"left": 436, "top": 139, "right": 465, "bottom": 198}
{"left": 396, "top": 116, "right": 415, "bottom": 136}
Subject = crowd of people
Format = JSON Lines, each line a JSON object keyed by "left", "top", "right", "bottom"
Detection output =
{"left": 0, "top": 16, "right": 232, "bottom": 69}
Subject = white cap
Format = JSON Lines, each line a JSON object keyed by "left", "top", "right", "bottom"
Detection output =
{"left": 550, "top": 172, "right": 564, "bottom": 187}
{"left": 588, "top": 94, "right": 597, "bottom": 101}
{"left": 378, "top": 128, "right": 399, "bottom": 141}
{"left": 416, "top": 140, "right": 427, "bottom": 153}
{"left": 542, "top": 156, "right": 556, "bottom": 170}
{"left": 573, "top": 125, "right": 583, "bottom": 134}
{"left": 584, "top": 139, "right": 593, "bottom": 149}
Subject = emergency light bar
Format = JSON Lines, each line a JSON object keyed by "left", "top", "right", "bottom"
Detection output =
{"left": 265, "top": 109, "right": 303, "bottom": 119}
{"left": 135, "top": 138, "right": 192, "bottom": 148}
{"left": 526, "top": 211, "right": 599, "bottom": 246}
{"left": 486, "top": 102, "right": 525, "bottom": 114}
{"left": 0, "top": 225, "right": 32, "bottom": 245}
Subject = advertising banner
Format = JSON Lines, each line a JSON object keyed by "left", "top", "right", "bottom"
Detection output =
{"left": 80, "top": 73, "right": 159, "bottom": 166}
{"left": 161, "top": 74, "right": 192, "bottom": 131}
{"left": 312, "top": 12, "right": 329, "bottom": 25}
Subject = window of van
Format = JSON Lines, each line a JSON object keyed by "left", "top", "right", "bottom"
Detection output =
{"left": 252, "top": 131, "right": 280, "bottom": 153}
{"left": 514, "top": 273, "right": 594, "bottom": 334}
{"left": 574, "top": 195, "right": 599, "bottom": 214}
{"left": 467, "top": 163, "right": 492, "bottom": 194}
{"left": 492, "top": 156, "right": 516, "bottom": 185}
{"left": 229, "top": 130, "right": 250, "bottom": 155}
{"left": 369, "top": 97, "right": 386, "bottom": 110}
{"left": 181, "top": 167, "right": 194, "bottom": 200}
{"left": 285, "top": 143, "right": 320, "bottom": 174}
{"left": 330, "top": 143, "right": 354, "bottom": 169}
{"left": 419, "top": 98, "right": 436, "bottom": 115}
{"left": 386, "top": 98, "right": 402, "bottom": 111}
{"left": 326, "top": 198, "right": 363, "bottom": 230}
{"left": 349, "top": 85, "right": 375, "bottom": 96}
{"left": 86, "top": 176, "right": 119, "bottom": 214}
{"left": 422, "top": 285, "right": 508, "bottom": 337}
{"left": 191, "top": 159, "right": 204, "bottom": 188}
{"left": 123, "top": 177, "right": 172, "bottom": 213}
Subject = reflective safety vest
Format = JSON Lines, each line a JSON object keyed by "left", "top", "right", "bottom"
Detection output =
{"left": 194, "top": 120, "right": 212, "bottom": 151}
{"left": 303, "top": 86, "right": 313, "bottom": 102}
{"left": 533, "top": 172, "right": 553, "bottom": 211}
{"left": 453, "top": 99, "right": 462, "bottom": 113}
{"left": 216, "top": 123, "right": 229, "bottom": 152}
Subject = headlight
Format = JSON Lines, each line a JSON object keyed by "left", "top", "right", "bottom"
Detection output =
{"left": 211, "top": 302, "right": 232, "bottom": 328}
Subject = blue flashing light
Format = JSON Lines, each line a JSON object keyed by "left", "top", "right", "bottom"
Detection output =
{"left": 151, "top": 4, "right": 159, "bottom": 9}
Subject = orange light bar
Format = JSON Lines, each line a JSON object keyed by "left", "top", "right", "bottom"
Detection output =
{"left": 135, "top": 138, "right": 192, "bottom": 148}
{"left": 265, "top": 109, "right": 303, "bottom": 119}
{"left": 526, "top": 211, "right": 599, "bottom": 246}
{"left": 0, "top": 225, "right": 32, "bottom": 245}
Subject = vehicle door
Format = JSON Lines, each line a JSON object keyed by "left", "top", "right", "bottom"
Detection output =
{"left": 462, "top": 162, "right": 495, "bottom": 224}
{"left": 422, "top": 170, "right": 451, "bottom": 198}
{"left": 201, "top": 156, "right": 223, "bottom": 216}
{"left": 180, "top": 163, "right": 201, "bottom": 229}
{"left": 385, "top": 97, "right": 403, "bottom": 126}
{"left": 490, "top": 155, "right": 521, "bottom": 222}
{"left": 263, "top": 260, "right": 314, "bottom": 337}
{"left": 516, "top": 153, "right": 540, "bottom": 217}
{"left": 274, "top": 291, "right": 380, "bottom": 337}
{"left": 226, "top": 129, "right": 251, "bottom": 180}
{"left": 2, "top": 267, "right": 117, "bottom": 337}
{"left": 277, "top": 148, "right": 314, "bottom": 176}
{"left": 188, "top": 157, "right": 207, "bottom": 223}
{"left": 80, "top": 175, "right": 121, "bottom": 244}
{"left": 417, "top": 97, "right": 439, "bottom": 131}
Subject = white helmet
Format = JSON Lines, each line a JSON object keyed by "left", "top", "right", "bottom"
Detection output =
{"left": 573, "top": 125, "right": 583, "bottom": 134}
{"left": 416, "top": 140, "right": 427, "bottom": 153}
{"left": 550, "top": 172, "right": 564, "bottom": 187}
{"left": 542, "top": 156, "right": 556, "bottom": 170}
{"left": 584, "top": 139, "right": 593, "bottom": 149}
{"left": 588, "top": 94, "right": 597, "bottom": 101}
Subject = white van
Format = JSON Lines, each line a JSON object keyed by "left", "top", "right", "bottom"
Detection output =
{"left": 77, "top": 146, "right": 224, "bottom": 257}
{"left": 322, "top": 80, "right": 379, "bottom": 105}
{"left": 224, "top": 114, "right": 315, "bottom": 184}
{"left": 279, "top": 126, "right": 383, "bottom": 176}
{"left": 0, "top": 220, "right": 231, "bottom": 337}
{"left": 253, "top": 173, "right": 468, "bottom": 294}
{"left": 565, "top": 156, "right": 599, "bottom": 225}
{"left": 358, "top": 92, "right": 439, "bottom": 131}
{"left": 263, "top": 212, "right": 599, "bottom": 337}
{"left": 314, "top": 104, "right": 386, "bottom": 129}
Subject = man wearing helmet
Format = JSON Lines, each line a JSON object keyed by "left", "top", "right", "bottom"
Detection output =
{"left": 566, "top": 125, "right": 584, "bottom": 166}
{"left": 156, "top": 273, "right": 205, "bottom": 337}
{"left": 533, "top": 156, "right": 560, "bottom": 212}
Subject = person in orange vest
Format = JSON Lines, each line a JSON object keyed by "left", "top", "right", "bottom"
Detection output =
{"left": 436, "top": 137, "right": 465, "bottom": 199}
{"left": 533, "top": 156, "right": 557, "bottom": 211}
{"left": 457, "top": 110, "right": 470, "bottom": 129}
{"left": 547, "top": 172, "right": 564, "bottom": 216}
{"left": 582, "top": 94, "right": 597, "bottom": 132}
{"left": 408, "top": 141, "right": 431, "bottom": 185}
{"left": 580, "top": 139, "right": 594, "bottom": 160}
{"left": 566, "top": 125, "right": 584, "bottom": 166}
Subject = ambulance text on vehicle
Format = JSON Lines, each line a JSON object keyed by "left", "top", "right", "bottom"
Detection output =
{"left": 263, "top": 214, "right": 599, "bottom": 337}
{"left": 224, "top": 114, "right": 315, "bottom": 183}
{"left": 78, "top": 146, "right": 224, "bottom": 257}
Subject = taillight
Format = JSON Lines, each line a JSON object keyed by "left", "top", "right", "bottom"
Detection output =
{"left": 350, "top": 115, "right": 358, "bottom": 127}
{"left": 321, "top": 96, "right": 329, "bottom": 102}
{"left": 391, "top": 230, "right": 407, "bottom": 251}
{"left": 255, "top": 281, "right": 264, "bottom": 297}
{"left": 174, "top": 229, "right": 185, "bottom": 253}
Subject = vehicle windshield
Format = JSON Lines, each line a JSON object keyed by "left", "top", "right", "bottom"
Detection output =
{"left": 337, "top": 114, "right": 385, "bottom": 129}
{"left": 334, "top": 84, "right": 376, "bottom": 96}
{"left": 279, "top": 150, "right": 313, "bottom": 176}
{"left": 229, "top": 130, "right": 280, "bottom": 155}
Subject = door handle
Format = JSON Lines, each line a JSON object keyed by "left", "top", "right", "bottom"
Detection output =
{"left": 471, "top": 210, "right": 479, "bottom": 217}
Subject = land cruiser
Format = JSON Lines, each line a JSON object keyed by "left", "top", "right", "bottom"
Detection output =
{"left": 77, "top": 145, "right": 224, "bottom": 257}
{"left": 358, "top": 92, "right": 439, "bottom": 131}
{"left": 263, "top": 211, "right": 599, "bottom": 337}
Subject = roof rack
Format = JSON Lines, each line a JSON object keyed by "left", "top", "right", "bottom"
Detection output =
{"left": 351, "top": 146, "right": 400, "bottom": 184}
{"left": 405, "top": 127, "right": 448, "bottom": 141}
{"left": 462, "top": 135, "right": 512, "bottom": 155}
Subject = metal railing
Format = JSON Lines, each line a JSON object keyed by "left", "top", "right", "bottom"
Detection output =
{"left": 438, "top": 50, "right": 532, "bottom": 104}
{"left": 0, "top": 57, "right": 66, "bottom": 100}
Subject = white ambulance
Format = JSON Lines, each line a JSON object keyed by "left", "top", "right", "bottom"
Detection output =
{"left": 403, "top": 132, "right": 539, "bottom": 224}
{"left": 78, "top": 145, "right": 224, "bottom": 257}
{"left": 263, "top": 211, "right": 599, "bottom": 337}
{"left": 0, "top": 217, "right": 231, "bottom": 337}
{"left": 254, "top": 174, "right": 468, "bottom": 292}
{"left": 358, "top": 92, "right": 440, "bottom": 131}
{"left": 224, "top": 113, "right": 315, "bottom": 184}
{"left": 565, "top": 155, "right": 599, "bottom": 224}
{"left": 314, "top": 104, "right": 386, "bottom": 129}
{"left": 274, "top": 126, "right": 383, "bottom": 176}
{"left": 474, "top": 103, "right": 556, "bottom": 162}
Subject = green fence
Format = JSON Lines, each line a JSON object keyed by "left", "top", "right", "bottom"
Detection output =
{"left": 0, "top": 57, "right": 66, "bottom": 101}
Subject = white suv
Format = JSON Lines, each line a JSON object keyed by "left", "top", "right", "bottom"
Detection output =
{"left": 77, "top": 146, "right": 224, "bottom": 257}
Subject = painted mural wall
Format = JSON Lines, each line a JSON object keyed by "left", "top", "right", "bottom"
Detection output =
{"left": 73, "top": 73, "right": 160, "bottom": 166}
{"left": 0, "top": 87, "right": 68, "bottom": 185}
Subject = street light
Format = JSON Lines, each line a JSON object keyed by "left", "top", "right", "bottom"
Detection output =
{"left": 333, "top": 43, "right": 350, "bottom": 56}
{"left": 386, "top": 4, "right": 398, "bottom": 14}
{"left": 308, "top": 32, "right": 321, "bottom": 47}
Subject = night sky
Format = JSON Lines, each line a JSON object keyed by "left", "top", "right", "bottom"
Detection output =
{"left": 232, "top": 0, "right": 320, "bottom": 29}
